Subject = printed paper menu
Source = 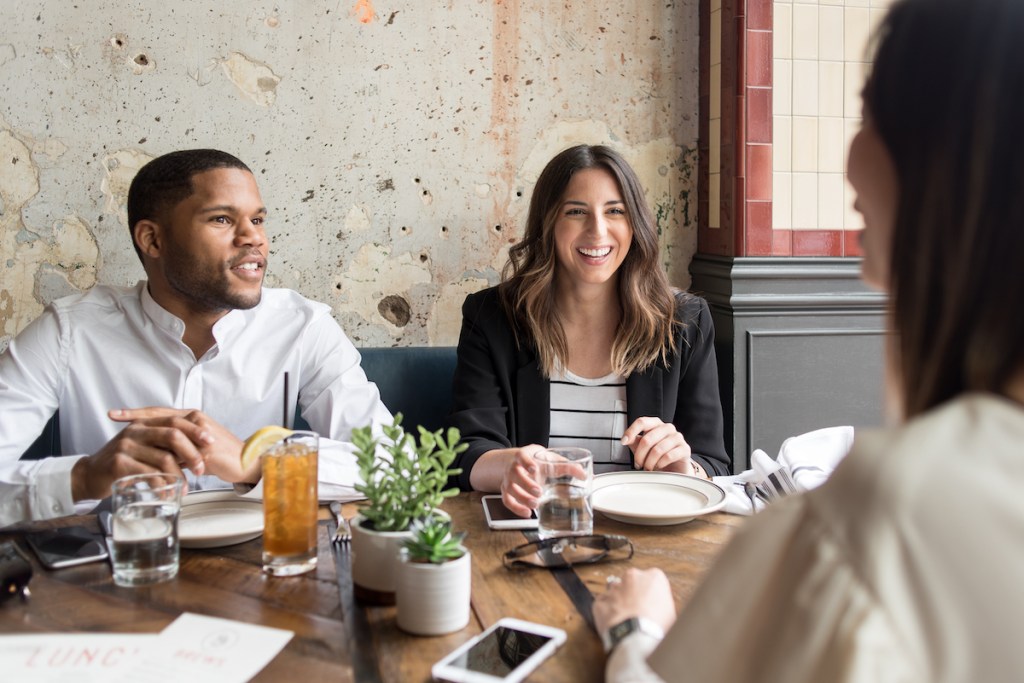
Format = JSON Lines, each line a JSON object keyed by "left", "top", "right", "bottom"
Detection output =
{"left": 0, "top": 613, "right": 293, "bottom": 683}
{"left": 0, "top": 634, "right": 155, "bottom": 683}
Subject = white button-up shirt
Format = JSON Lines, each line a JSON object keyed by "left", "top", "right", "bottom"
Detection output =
{"left": 0, "top": 282, "right": 393, "bottom": 524}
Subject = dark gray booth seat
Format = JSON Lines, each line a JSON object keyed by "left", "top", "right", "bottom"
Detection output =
{"left": 19, "top": 346, "right": 458, "bottom": 460}
{"left": 352, "top": 346, "right": 457, "bottom": 434}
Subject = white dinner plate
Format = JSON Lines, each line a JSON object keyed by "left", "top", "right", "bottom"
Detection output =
{"left": 592, "top": 471, "right": 727, "bottom": 526}
{"left": 178, "top": 490, "right": 264, "bottom": 549}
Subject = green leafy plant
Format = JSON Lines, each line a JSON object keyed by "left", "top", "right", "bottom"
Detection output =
{"left": 402, "top": 516, "right": 466, "bottom": 564}
{"left": 352, "top": 414, "right": 466, "bottom": 532}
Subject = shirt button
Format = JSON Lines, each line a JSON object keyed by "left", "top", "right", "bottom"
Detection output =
{"left": 52, "top": 503, "right": 61, "bottom": 513}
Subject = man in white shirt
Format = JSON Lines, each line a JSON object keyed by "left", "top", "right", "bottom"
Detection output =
{"left": 0, "top": 148, "right": 392, "bottom": 524}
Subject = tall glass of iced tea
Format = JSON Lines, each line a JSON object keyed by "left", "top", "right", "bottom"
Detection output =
{"left": 261, "top": 430, "right": 319, "bottom": 576}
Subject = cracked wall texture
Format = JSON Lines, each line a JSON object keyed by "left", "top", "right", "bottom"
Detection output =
{"left": 0, "top": 1, "right": 700, "bottom": 350}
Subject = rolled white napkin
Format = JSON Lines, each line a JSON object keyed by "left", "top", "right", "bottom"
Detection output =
{"left": 777, "top": 425, "right": 854, "bottom": 489}
{"left": 713, "top": 425, "right": 855, "bottom": 515}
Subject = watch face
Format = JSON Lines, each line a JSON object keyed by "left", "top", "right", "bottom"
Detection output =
{"left": 604, "top": 617, "right": 665, "bottom": 653}
{"left": 611, "top": 618, "right": 638, "bottom": 639}
{"left": 604, "top": 618, "right": 639, "bottom": 653}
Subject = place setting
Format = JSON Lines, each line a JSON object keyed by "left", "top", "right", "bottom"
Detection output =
{"left": 495, "top": 446, "right": 728, "bottom": 572}
{"left": 531, "top": 446, "right": 727, "bottom": 531}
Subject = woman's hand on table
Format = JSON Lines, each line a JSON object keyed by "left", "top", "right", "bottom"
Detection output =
{"left": 593, "top": 567, "right": 677, "bottom": 636}
{"left": 499, "top": 445, "right": 546, "bottom": 517}
{"left": 622, "top": 417, "right": 705, "bottom": 477}
{"left": 469, "top": 445, "right": 547, "bottom": 517}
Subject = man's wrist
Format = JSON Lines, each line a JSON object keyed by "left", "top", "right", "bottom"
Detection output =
{"left": 601, "top": 616, "right": 665, "bottom": 654}
{"left": 70, "top": 457, "right": 92, "bottom": 502}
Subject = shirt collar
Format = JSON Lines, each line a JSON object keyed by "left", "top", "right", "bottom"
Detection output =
{"left": 139, "top": 281, "right": 187, "bottom": 339}
{"left": 138, "top": 281, "right": 252, "bottom": 346}
{"left": 211, "top": 305, "right": 247, "bottom": 341}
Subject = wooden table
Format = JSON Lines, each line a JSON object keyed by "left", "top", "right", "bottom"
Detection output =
{"left": 0, "top": 493, "right": 744, "bottom": 682}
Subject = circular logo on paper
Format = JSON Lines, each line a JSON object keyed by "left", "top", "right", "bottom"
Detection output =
{"left": 202, "top": 629, "right": 241, "bottom": 652}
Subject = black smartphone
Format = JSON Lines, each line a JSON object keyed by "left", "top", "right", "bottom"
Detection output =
{"left": 25, "top": 526, "right": 109, "bottom": 569}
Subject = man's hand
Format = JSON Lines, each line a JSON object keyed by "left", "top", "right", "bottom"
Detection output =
{"left": 70, "top": 407, "right": 258, "bottom": 502}
{"left": 70, "top": 409, "right": 216, "bottom": 501}
{"left": 110, "top": 408, "right": 258, "bottom": 485}
{"left": 593, "top": 567, "right": 677, "bottom": 637}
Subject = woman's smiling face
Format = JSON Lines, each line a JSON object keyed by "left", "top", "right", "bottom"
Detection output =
{"left": 552, "top": 167, "right": 633, "bottom": 293}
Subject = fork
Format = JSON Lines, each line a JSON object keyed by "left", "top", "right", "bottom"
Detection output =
{"left": 754, "top": 480, "right": 777, "bottom": 504}
{"left": 742, "top": 482, "right": 760, "bottom": 514}
{"left": 330, "top": 501, "right": 351, "bottom": 545}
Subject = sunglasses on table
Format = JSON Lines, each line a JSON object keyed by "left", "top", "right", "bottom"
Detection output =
{"left": 502, "top": 534, "right": 634, "bottom": 569}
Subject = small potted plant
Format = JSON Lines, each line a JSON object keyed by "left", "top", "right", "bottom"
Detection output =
{"left": 395, "top": 516, "right": 471, "bottom": 636}
{"left": 349, "top": 415, "right": 464, "bottom": 605}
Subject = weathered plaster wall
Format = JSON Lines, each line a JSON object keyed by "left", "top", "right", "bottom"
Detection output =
{"left": 0, "top": 1, "right": 700, "bottom": 350}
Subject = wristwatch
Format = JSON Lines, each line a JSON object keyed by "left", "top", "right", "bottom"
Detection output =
{"left": 601, "top": 617, "right": 665, "bottom": 653}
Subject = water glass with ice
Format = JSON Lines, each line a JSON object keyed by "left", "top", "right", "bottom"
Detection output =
{"left": 109, "top": 473, "right": 185, "bottom": 587}
{"left": 535, "top": 447, "right": 594, "bottom": 538}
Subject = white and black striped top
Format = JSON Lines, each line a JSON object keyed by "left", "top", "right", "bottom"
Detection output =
{"left": 548, "top": 369, "right": 633, "bottom": 473}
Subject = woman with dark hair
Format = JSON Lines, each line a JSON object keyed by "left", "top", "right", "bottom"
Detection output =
{"left": 448, "top": 144, "right": 729, "bottom": 515}
{"left": 594, "top": 0, "right": 1024, "bottom": 680}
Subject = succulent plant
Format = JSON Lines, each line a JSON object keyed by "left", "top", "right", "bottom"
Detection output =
{"left": 352, "top": 414, "right": 465, "bottom": 533}
{"left": 402, "top": 516, "right": 467, "bottom": 564}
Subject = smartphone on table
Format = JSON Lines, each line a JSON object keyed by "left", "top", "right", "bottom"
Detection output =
{"left": 432, "top": 617, "right": 566, "bottom": 682}
{"left": 24, "top": 526, "right": 109, "bottom": 569}
{"left": 482, "top": 495, "right": 538, "bottom": 530}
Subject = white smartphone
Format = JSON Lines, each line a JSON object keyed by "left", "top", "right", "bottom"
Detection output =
{"left": 431, "top": 617, "right": 567, "bottom": 683}
{"left": 482, "top": 495, "right": 538, "bottom": 530}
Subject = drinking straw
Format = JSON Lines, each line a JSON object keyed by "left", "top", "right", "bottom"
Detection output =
{"left": 283, "top": 372, "right": 289, "bottom": 426}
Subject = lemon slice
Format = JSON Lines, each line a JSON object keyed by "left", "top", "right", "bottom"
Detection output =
{"left": 240, "top": 426, "right": 294, "bottom": 471}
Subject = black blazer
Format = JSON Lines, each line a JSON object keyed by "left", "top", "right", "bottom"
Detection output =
{"left": 447, "top": 287, "right": 731, "bottom": 489}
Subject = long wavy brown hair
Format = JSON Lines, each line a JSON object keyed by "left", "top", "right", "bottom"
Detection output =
{"left": 499, "top": 144, "right": 679, "bottom": 377}
{"left": 865, "top": 0, "right": 1024, "bottom": 418}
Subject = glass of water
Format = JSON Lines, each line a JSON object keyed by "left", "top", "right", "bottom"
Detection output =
{"left": 535, "top": 447, "right": 594, "bottom": 538}
{"left": 109, "top": 473, "right": 185, "bottom": 587}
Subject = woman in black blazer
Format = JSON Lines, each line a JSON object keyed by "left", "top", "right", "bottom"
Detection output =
{"left": 448, "top": 145, "right": 730, "bottom": 516}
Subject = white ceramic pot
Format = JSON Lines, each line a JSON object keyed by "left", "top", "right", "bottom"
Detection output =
{"left": 349, "top": 514, "right": 414, "bottom": 605}
{"left": 395, "top": 548, "right": 471, "bottom": 636}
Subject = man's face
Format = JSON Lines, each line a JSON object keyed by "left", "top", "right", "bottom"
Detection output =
{"left": 157, "top": 167, "right": 268, "bottom": 314}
